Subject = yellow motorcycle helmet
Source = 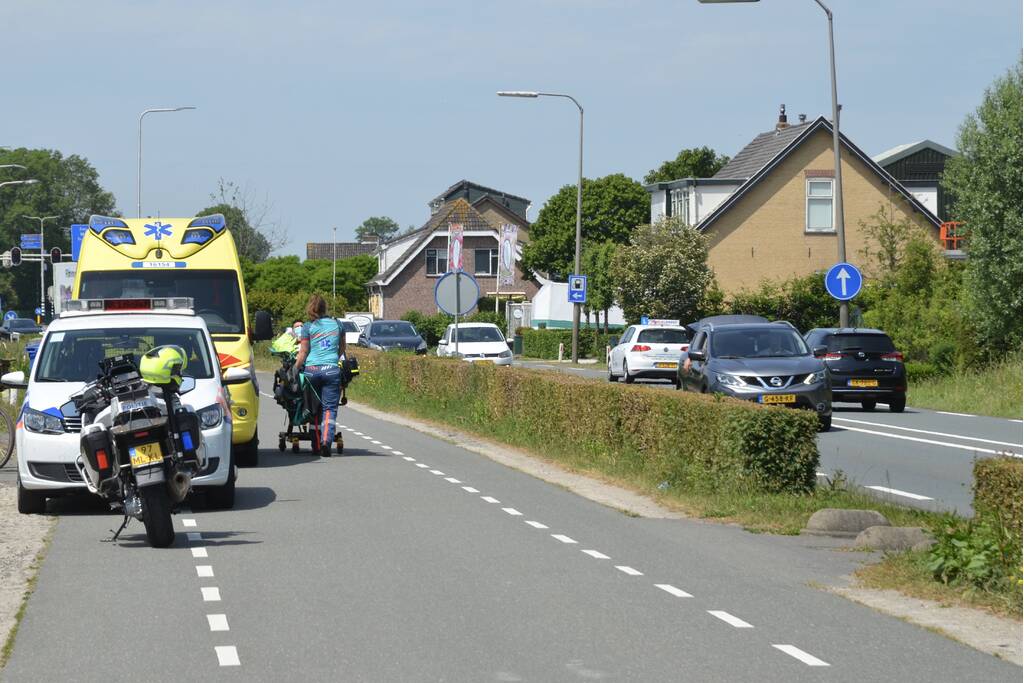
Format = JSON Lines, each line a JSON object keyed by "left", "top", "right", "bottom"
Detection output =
{"left": 139, "top": 345, "right": 188, "bottom": 386}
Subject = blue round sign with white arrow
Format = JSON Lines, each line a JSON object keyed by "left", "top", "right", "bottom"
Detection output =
{"left": 824, "top": 262, "right": 863, "bottom": 301}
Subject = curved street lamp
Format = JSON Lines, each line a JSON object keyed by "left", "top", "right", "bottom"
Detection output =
{"left": 138, "top": 106, "right": 197, "bottom": 217}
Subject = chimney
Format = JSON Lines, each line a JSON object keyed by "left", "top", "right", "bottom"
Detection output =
{"left": 798, "top": 113, "right": 807, "bottom": 124}
{"left": 776, "top": 104, "right": 789, "bottom": 131}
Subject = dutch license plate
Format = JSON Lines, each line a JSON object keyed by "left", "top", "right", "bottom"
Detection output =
{"left": 849, "top": 379, "right": 879, "bottom": 387}
{"left": 129, "top": 442, "right": 163, "bottom": 468}
{"left": 760, "top": 394, "right": 796, "bottom": 404}
{"left": 654, "top": 362, "right": 676, "bottom": 369}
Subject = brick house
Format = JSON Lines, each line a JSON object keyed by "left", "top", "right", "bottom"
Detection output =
{"left": 305, "top": 241, "right": 378, "bottom": 260}
{"left": 646, "top": 107, "right": 942, "bottom": 293}
{"left": 366, "top": 181, "right": 539, "bottom": 319}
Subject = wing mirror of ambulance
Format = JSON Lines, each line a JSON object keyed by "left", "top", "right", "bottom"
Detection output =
{"left": 252, "top": 310, "right": 274, "bottom": 342}
{"left": 222, "top": 366, "right": 251, "bottom": 386}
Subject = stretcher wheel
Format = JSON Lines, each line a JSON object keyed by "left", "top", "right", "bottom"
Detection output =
{"left": 291, "top": 439, "right": 300, "bottom": 453}
{"left": 336, "top": 436, "right": 344, "bottom": 455}
{"left": 278, "top": 438, "right": 286, "bottom": 452}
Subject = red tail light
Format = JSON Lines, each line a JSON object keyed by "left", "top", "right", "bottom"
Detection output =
{"left": 823, "top": 352, "right": 843, "bottom": 361}
{"left": 681, "top": 344, "right": 690, "bottom": 351}
{"left": 96, "top": 449, "right": 109, "bottom": 470}
{"left": 631, "top": 345, "right": 651, "bottom": 352}
{"left": 882, "top": 352, "right": 904, "bottom": 361}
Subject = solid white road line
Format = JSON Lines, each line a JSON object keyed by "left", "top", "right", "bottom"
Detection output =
{"left": 182, "top": 519, "right": 197, "bottom": 528}
{"left": 831, "top": 425, "right": 1022, "bottom": 457}
{"left": 551, "top": 534, "right": 577, "bottom": 544}
{"left": 429, "top": 469, "right": 444, "bottom": 475}
{"left": 865, "top": 485, "right": 934, "bottom": 501}
{"left": 937, "top": 411, "right": 974, "bottom": 417}
{"left": 772, "top": 644, "right": 829, "bottom": 667}
{"left": 708, "top": 611, "right": 753, "bottom": 628}
{"left": 481, "top": 496, "right": 500, "bottom": 504}
{"left": 416, "top": 463, "right": 429, "bottom": 468}
{"left": 187, "top": 532, "right": 202, "bottom": 543}
{"left": 215, "top": 646, "right": 240, "bottom": 667}
{"left": 582, "top": 549, "right": 610, "bottom": 559}
{"left": 525, "top": 521, "right": 548, "bottom": 529}
{"left": 502, "top": 508, "right": 523, "bottom": 516}
{"left": 445, "top": 477, "right": 462, "bottom": 483}
{"left": 196, "top": 565, "right": 215, "bottom": 578}
{"left": 833, "top": 417, "right": 1022, "bottom": 448}
{"left": 201, "top": 587, "right": 222, "bottom": 602}
{"left": 403, "top": 456, "right": 416, "bottom": 461}
{"left": 615, "top": 566, "right": 643, "bottom": 576}
{"left": 462, "top": 486, "right": 480, "bottom": 493}
{"left": 207, "top": 614, "right": 230, "bottom": 632}
{"left": 655, "top": 584, "right": 693, "bottom": 598}
{"left": 191, "top": 547, "right": 209, "bottom": 559}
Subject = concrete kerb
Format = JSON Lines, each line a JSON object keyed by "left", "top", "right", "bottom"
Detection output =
{"left": 854, "top": 526, "right": 933, "bottom": 552}
{"left": 802, "top": 508, "right": 890, "bottom": 538}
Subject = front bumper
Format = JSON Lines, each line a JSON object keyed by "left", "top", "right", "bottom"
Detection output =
{"left": 192, "top": 421, "right": 232, "bottom": 488}
{"left": 714, "top": 381, "right": 832, "bottom": 415}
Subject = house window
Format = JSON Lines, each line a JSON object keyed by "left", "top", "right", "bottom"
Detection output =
{"left": 806, "top": 179, "right": 834, "bottom": 232}
{"left": 425, "top": 249, "right": 447, "bottom": 276}
{"left": 474, "top": 248, "right": 498, "bottom": 276}
{"left": 670, "top": 188, "right": 689, "bottom": 223}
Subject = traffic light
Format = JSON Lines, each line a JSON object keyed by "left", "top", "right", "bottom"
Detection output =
{"left": 50, "top": 247, "right": 62, "bottom": 263}
{"left": 10, "top": 247, "right": 21, "bottom": 266}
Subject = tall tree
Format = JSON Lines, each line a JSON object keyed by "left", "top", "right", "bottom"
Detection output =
{"left": 643, "top": 146, "right": 730, "bottom": 184}
{"left": 522, "top": 173, "right": 648, "bottom": 279}
{"left": 610, "top": 216, "right": 713, "bottom": 324}
{"left": 942, "top": 62, "right": 1023, "bottom": 355}
{"left": 355, "top": 216, "right": 400, "bottom": 243}
{"left": 581, "top": 241, "right": 618, "bottom": 332}
{"left": 197, "top": 178, "right": 285, "bottom": 263}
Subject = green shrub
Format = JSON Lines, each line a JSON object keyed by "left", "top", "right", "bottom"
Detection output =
{"left": 350, "top": 352, "right": 820, "bottom": 494}
{"left": 928, "top": 516, "right": 1021, "bottom": 598}
{"left": 905, "top": 361, "right": 938, "bottom": 383}
{"left": 520, "top": 328, "right": 618, "bottom": 359}
{"left": 247, "top": 290, "right": 348, "bottom": 329}
{"left": 973, "top": 457, "right": 1023, "bottom": 536}
{"left": 727, "top": 272, "right": 844, "bottom": 332}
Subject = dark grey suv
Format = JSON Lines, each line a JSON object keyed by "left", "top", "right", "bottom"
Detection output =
{"left": 677, "top": 321, "right": 833, "bottom": 431}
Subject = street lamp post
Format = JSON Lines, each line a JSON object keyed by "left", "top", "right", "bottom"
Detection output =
{"left": 138, "top": 106, "right": 197, "bottom": 218}
{"left": 498, "top": 90, "right": 585, "bottom": 362}
{"left": 0, "top": 164, "right": 28, "bottom": 172}
{"left": 0, "top": 180, "right": 38, "bottom": 191}
{"left": 23, "top": 215, "right": 59, "bottom": 321}
{"left": 698, "top": 0, "right": 848, "bottom": 326}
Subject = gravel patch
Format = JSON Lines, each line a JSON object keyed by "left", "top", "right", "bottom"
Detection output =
{"left": 0, "top": 483, "right": 54, "bottom": 660}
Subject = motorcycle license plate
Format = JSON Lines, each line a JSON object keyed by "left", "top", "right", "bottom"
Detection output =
{"left": 760, "top": 394, "right": 796, "bottom": 404}
{"left": 129, "top": 442, "right": 163, "bottom": 468}
{"left": 849, "top": 379, "right": 879, "bottom": 387}
{"left": 654, "top": 362, "right": 676, "bottom": 369}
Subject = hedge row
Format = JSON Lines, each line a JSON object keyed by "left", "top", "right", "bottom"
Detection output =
{"left": 520, "top": 329, "right": 619, "bottom": 360}
{"left": 349, "top": 352, "right": 820, "bottom": 494}
{"left": 973, "top": 457, "right": 1023, "bottom": 535}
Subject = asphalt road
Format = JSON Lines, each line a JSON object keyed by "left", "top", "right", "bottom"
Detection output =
{"left": 514, "top": 360, "right": 1024, "bottom": 515}
{"left": 3, "top": 388, "right": 1019, "bottom": 681}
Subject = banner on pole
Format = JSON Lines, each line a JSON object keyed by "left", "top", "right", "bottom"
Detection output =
{"left": 498, "top": 223, "right": 518, "bottom": 287}
{"left": 447, "top": 223, "right": 464, "bottom": 272}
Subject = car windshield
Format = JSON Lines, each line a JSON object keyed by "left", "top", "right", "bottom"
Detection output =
{"left": 339, "top": 320, "right": 360, "bottom": 333}
{"left": 79, "top": 270, "right": 244, "bottom": 334}
{"left": 712, "top": 328, "right": 809, "bottom": 358}
{"left": 370, "top": 322, "right": 417, "bottom": 338}
{"left": 10, "top": 320, "right": 38, "bottom": 330}
{"left": 35, "top": 327, "right": 214, "bottom": 383}
{"left": 453, "top": 327, "right": 504, "bottom": 343}
{"left": 826, "top": 334, "right": 896, "bottom": 353}
{"left": 637, "top": 328, "right": 689, "bottom": 344}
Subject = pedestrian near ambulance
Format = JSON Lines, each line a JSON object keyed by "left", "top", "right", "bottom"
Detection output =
{"left": 295, "top": 294, "right": 346, "bottom": 457}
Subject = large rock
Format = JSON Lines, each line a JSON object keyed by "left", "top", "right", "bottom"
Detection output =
{"left": 802, "top": 508, "right": 890, "bottom": 537}
{"left": 854, "top": 526, "right": 932, "bottom": 551}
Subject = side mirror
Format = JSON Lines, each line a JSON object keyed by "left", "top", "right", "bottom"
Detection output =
{"left": 222, "top": 366, "right": 250, "bottom": 386}
{"left": 608, "top": 336, "right": 619, "bottom": 347}
{"left": 1, "top": 370, "right": 27, "bottom": 390}
{"left": 687, "top": 349, "right": 706, "bottom": 362}
{"left": 438, "top": 339, "right": 447, "bottom": 346}
{"left": 179, "top": 376, "right": 197, "bottom": 394}
{"left": 253, "top": 310, "right": 274, "bottom": 342}
{"left": 812, "top": 346, "right": 827, "bottom": 358}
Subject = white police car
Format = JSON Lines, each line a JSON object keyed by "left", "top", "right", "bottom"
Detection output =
{"left": 1, "top": 298, "right": 242, "bottom": 513}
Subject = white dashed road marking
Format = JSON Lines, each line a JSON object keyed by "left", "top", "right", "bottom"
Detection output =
{"left": 382, "top": 446, "right": 393, "bottom": 450}
{"left": 416, "top": 463, "right": 429, "bottom": 469}
{"left": 361, "top": 435, "right": 372, "bottom": 440}
{"left": 708, "top": 611, "right": 753, "bottom": 628}
{"left": 582, "top": 550, "right": 610, "bottom": 559}
{"left": 215, "top": 646, "right": 241, "bottom": 667}
{"left": 481, "top": 496, "right": 500, "bottom": 504}
{"left": 191, "top": 547, "right": 209, "bottom": 559}
{"left": 462, "top": 486, "right": 480, "bottom": 493}
{"left": 502, "top": 508, "right": 523, "bottom": 516}
{"left": 551, "top": 534, "right": 577, "bottom": 544}
{"left": 445, "top": 477, "right": 462, "bottom": 483}
{"left": 865, "top": 485, "right": 934, "bottom": 501}
{"left": 772, "top": 644, "right": 830, "bottom": 667}
{"left": 201, "top": 587, "right": 222, "bottom": 602}
{"left": 615, "top": 566, "right": 643, "bottom": 576}
{"left": 352, "top": 431, "right": 363, "bottom": 436}
{"left": 429, "top": 470, "right": 445, "bottom": 475}
{"left": 655, "top": 584, "right": 693, "bottom": 598}
{"left": 371, "top": 440, "right": 382, "bottom": 445}
{"left": 207, "top": 614, "right": 230, "bottom": 632}
{"left": 403, "top": 456, "right": 416, "bottom": 461}
{"left": 182, "top": 519, "right": 197, "bottom": 528}
{"left": 196, "top": 565, "right": 215, "bottom": 578}
{"left": 525, "top": 521, "right": 548, "bottom": 529}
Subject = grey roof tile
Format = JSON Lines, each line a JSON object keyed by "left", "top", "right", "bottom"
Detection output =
{"left": 714, "top": 121, "right": 815, "bottom": 179}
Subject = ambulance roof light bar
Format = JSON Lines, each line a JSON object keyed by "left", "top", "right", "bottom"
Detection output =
{"left": 64, "top": 297, "right": 194, "bottom": 313}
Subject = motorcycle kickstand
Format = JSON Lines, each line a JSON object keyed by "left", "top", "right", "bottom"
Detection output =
{"left": 107, "top": 514, "right": 132, "bottom": 542}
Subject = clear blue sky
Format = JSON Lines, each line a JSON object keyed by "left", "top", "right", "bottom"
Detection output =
{"left": 2, "top": 1, "right": 1020, "bottom": 256}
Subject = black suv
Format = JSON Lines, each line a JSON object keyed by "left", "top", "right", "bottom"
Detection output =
{"left": 803, "top": 328, "right": 907, "bottom": 413}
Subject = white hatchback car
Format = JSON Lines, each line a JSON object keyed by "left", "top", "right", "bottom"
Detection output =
{"left": 437, "top": 323, "right": 513, "bottom": 366}
{"left": 607, "top": 324, "right": 691, "bottom": 385}
{"left": 2, "top": 299, "right": 238, "bottom": 513}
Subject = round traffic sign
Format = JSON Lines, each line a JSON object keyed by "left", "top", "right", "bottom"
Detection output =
{"left": 824, "top": 262, "right": 863, "bottom": 301}
{"left": 34, "top": 307, "right": 42, "bottom": 316}
{"left": 4, "top": 311, "right": 16, "bottom": 321}
{"left": 434, "top": 271, "right": 479, "bottom": 316}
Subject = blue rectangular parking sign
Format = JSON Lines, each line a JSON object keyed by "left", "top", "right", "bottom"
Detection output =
{"left": 71, "top": 224, "right": 89, "bottom": 261}
{"left": 568, "top": 274, "right": 588, "bottom": 304}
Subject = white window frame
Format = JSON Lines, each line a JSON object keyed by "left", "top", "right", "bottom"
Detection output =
{"left": 473, "top": 248, "right": 498, "bottom": 276}
{"left": 425, "top": 248, "right": 447, "bottom": 276}
{"left": 670, "top": 188, "right": 689, "bottom": 224}
{"left": 805, "top": 178, "right": 835, "bottom": 233}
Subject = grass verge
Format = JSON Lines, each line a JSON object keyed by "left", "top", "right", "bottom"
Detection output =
{"left": 855, "top": 549, "right": 1022, "bottom": 619}
{"left": 1, "top": 525, "right": 54, "bottom": 670}
{"left": 909, "top": 356, "right": 1022, "bottom": 419}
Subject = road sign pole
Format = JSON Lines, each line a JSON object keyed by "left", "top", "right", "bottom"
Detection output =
{"left": 454, "top": 271, "right": 460, "bottom": 357}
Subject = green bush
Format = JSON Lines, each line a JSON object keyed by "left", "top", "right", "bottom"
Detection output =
{"left": 904, "top": 361, "right": 938, "bottom": 383}
{"left": 247, "top": 290, "right": 348, "bottom": 329}
{"left": 520, "top": 328, "right": 618, "bottom": 359}
{"left": 350, "top": 352, "right": 820, "bottom": 495}
{"left": 727, "top": 272, "right": 844, "bottom": 333}
{"left": 973, "top": 457, "right": 1023, "bottom": 536}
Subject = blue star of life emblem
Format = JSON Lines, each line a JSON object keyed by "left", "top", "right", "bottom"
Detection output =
{"left": 144, "top": 222, "right": 172, "bottom": 239}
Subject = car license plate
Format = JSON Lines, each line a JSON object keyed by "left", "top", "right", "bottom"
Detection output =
{"left": 129, "top": 442, "right": 163, "bottom": 468}
{"left": 654, "top": 362, "right": 676, "bottom": 369}
{"left": 760, "top": 394, "right": 796, "bottom": 404}
{"left": 849, "top": 379, "right": 879, "bottom": 387}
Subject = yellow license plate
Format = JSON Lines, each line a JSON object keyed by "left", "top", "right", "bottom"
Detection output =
{"left": 761, "top": 394, "right": 796, "bottom": 404}
{"left": 655, "top": 362, "right": 676, "bottom": 369}
{"left": 129, "top": 442, "right": 163, "bottom": 467}
{"left": 849, "top": 379, "right": 879, "bottom": 387}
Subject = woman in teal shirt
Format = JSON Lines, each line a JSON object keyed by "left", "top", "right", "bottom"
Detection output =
{"left": 295, "top": 294, "right": 346, "bottom": 456}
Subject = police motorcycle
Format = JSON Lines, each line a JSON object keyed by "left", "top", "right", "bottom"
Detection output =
{"left": 66, "top": 346, "right": 205, "bottom": 548}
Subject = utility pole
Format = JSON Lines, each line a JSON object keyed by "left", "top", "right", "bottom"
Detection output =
{"left": 22, "top": 215, "right": 59, "bottom": 322}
